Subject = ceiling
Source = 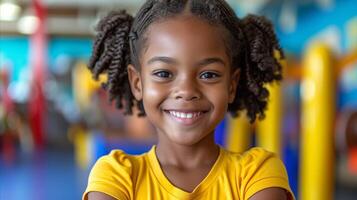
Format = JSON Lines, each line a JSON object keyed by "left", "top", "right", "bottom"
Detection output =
{"left": 1, "top": 0, "right": 275, "bottom": 37}
{"left": 0, "top": 0, "right": 335, "bottom": 37}
{"left": 1, "top": 0, "right": 147, "bottom": 36}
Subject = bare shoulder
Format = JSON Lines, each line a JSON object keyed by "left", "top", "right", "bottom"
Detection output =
{"left": 87, "top": 192, "right": 117, "bottom": 200}
{"left": 249, "top": 187, "right": 289, "bottom": 200}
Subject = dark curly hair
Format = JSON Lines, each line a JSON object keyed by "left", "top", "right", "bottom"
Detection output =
{"left": 88, "top": 0, "right": 284, "bottom": 123}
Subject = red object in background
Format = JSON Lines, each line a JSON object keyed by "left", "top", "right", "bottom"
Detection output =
{"left": 1, "top": 68, "right": 15, "bottom": 164}
{"left": 28, "top": 0, "right": 47, "bottom": 150}
{"left": 345, "top": 111, "right": 357, "bottom": 173}
{"left": 1, "top": 132, "right": 16, "bottom": 164}
{"left": 0, "top": 69, "right": 14, "bottom": 113}
{"left": 348, "top": 147, "right": 357, "bottom": 173}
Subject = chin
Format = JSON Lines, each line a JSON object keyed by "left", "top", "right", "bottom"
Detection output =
{"left": 168, "top": 132, "right": 207, "bottom": 146}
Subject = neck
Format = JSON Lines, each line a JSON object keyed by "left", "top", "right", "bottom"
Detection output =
{"left": 155, "top": 132, "right": 220, "bottom": 169}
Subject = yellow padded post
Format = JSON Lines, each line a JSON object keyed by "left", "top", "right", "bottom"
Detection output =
{"left": 256, "top": 81, "right": 283, "bottom": 156}
{"left": 226, "top": 112, "right": 251, "bottom": 153}
{"left": 299, "top": 42, "right": 335, "bottom": 200}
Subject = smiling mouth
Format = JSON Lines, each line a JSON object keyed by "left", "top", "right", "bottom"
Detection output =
{"left": 163, "top": 110, "right": 208, "bottom": 125}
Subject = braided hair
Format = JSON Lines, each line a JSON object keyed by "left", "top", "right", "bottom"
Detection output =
{"left": 88, "top": 0, "right": 284, "bottom": 123}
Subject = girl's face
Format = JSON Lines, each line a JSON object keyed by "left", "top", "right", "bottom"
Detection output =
{"left": 128, "top": 15, "right": 240, "bottom": 146}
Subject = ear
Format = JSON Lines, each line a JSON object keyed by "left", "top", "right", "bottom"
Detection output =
{"left": 127, "top": 64, "right": 143, "bottom": 101}
{"left": 228, "top": 68, "right": 240, "bottom": 103}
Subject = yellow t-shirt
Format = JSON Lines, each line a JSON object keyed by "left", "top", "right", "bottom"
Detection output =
{"left": 83, "top": 146, "right": 295, "bottom": 200}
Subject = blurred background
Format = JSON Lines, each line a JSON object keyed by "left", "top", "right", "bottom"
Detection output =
{"left": 0, "top": 0, "right": 356, "bottom": 199}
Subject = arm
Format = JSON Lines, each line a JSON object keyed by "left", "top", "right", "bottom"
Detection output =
{"left": 249, "top": 187, "right": 288, "bottom": 200}
{"left": 239, "top": 148, "right": 295, "bottom": 200}
{"left": 88, "top": 192, "right": 117, "bottom": 200}
{"left": 83, "top": 151, "right": 133, "bottom": 200}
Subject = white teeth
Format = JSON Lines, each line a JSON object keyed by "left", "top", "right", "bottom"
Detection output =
{"left": 168, "top": 111, "right": 202, "bottom": 119}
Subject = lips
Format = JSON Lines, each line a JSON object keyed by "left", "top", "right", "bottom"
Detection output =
{"left": 164, "top": 109, "right": 208, "bottom": 125}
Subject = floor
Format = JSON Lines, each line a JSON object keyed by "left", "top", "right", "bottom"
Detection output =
{"left": 0, "top": 148, "right": 88, "bottom": 200}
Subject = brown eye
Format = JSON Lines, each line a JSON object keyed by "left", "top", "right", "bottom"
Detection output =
{"left": 153, "top": 70, "right": 172, "bottom": 78}
{"left": 199, "top": 72, "right": 220, "bottom": 79}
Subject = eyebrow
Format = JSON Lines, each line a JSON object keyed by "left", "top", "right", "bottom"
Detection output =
{"left": 197, "top": 57, "right": 226, "bottom": 67}
{"left": 147, "top": 56, "right": 178, "bottom": 65}
{"left": 147, "top": 56, "right": 226, "bottom": 67}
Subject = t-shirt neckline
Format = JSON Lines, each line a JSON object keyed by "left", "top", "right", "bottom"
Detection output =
{"left": 146, "top": 145, "right": 226, "bottom": 199}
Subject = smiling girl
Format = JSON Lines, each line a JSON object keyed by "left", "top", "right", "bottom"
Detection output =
{"left": 83, "top": 0, "right": 294, "bottom": 200}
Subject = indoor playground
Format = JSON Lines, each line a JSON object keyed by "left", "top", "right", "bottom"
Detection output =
{"left": 0, "top": 0, "right": 356, "bottom": 199}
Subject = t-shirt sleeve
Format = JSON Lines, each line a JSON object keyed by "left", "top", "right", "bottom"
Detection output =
{"left": 239, "top": 147, "right": 295, "bottom": 200}
{"left": 82, "top": 150, "right": 133, "bottom": 200}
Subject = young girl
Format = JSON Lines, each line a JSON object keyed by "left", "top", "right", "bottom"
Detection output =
{"left": 83, "top": 0, "right": 295, "bottom": 199}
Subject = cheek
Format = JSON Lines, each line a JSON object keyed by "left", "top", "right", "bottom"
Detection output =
{"left": 142, "top": 82, "right": 168, "bottom": 108}
{"left": 206, "top": 84, "right": 230, "bottom": 110}
{"left": 144, "top": 85, "right": 161, "bottom": 98}
{"left": 213, "top": 94, "right": 229, "bottom": 112}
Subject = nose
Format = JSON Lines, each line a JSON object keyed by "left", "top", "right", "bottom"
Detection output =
{"left": 173, "top": 77, "right": 201, "bottom": 101}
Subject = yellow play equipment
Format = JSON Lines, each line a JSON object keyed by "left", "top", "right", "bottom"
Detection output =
{"left": 299, "top": 42, "right": 335, "bottom": 200}
{"left": 256, "top": 80, "right": 283, "bottom": 156}
{"left": 72, "top": 61, "right": 107, "bottom": 112}
{"left": 226, "top": 111, "right": 251, "bottom": 153}
{"left": 68, "top": 124, "right": 92, "bottom": 169}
